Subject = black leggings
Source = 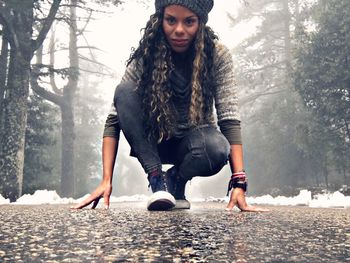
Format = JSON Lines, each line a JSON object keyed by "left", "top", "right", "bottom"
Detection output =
{"left": 114, "top": 81, "right": 230, "bottom": 180}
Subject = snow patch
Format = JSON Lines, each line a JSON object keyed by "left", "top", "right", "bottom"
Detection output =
{"left": 4, "top": 190, "right": 148, "bottom": 205}
{"left": 192, "top": 190, "right": 349, "bottom": 209}
{"left": 0, "top": 194, "right": 10, "bottom": 205}
{"left": 247, "top": 189, "right": 312, "bottom": 206}
{"left": 109, "top": 194, "right": 148, "bottom": 202}
{"left": 309, "top": 191, "right": 350, "bottom": 208}
{"left": 1, "top": 189, "right": 349, "bottom": 208}
{"left": 14, "top": 190, "right": 75, "bottom": 205}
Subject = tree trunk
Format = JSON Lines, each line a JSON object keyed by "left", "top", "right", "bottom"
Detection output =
{"left": 0, "top": 33, "right": 9, "bottom": 154}
{"left": 314, "top": 171, "right": 319, "bottom": 186}
{"left": 0, "top": 49, "right": 31, "bottom": 201}
{"left": 60, "top": 95, "right": 75, "bottom": 197}
{"left": 0, "top": 3, "right": 34, "bottom": 201}
{"left": 345, "top": 120, "right": 350, "bottom": 145}
{"left": 59, "top": 0, "right": 78, "bottom": 197}
{"left": 282, "top": 0, "right": 291, "bottom": 71}
{"left": 0, "top": 33, "right": 8, "bottom": 109}
{"left": 323, "top": 155, "right": 329, "bottom": 189}
{"left": 31, "top": 0, "right": 78, "bottom": 197}
{"left": 0, "top": 0, "right": 61, "bottom": 200}
{"left": 342, "top": 166, "right": 348, "bottom": 185}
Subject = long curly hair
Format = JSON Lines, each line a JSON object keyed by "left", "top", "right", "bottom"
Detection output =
{"left": 127, "top": 12, "right": 218, "bottom": 142}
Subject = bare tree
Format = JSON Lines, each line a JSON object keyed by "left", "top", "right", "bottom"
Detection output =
{"left": 0, "top": 0, "right": 62, "bottom": 201}
{"left": 31, "top": 0, "right": 79, "bottom": 197}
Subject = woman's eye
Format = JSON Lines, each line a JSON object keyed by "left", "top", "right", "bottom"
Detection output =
{"left": 185, "top": 18, "right": 196, "bottom": 26}
{"left": 185, "top": 19, "right": 194, "bottom": 26}
{"left": 166, "top": 17, "right": 176, "bottom": 25}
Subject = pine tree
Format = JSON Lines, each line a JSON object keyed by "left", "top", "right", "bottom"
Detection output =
{"left": 23, "top": 94, "right": 60, "bottom": 194}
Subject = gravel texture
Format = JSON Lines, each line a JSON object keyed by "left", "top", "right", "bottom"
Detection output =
{"left": 0, "top": 202, "right": 349, "bottom": 262}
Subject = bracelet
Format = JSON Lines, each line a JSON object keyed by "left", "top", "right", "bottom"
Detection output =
{"left": 226, "top": 171, "right": 248, "bottom": 196}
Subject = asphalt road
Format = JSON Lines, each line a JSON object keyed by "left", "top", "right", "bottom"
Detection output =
{"left": 0, "top": 202, "right": 349, "bottom": 262}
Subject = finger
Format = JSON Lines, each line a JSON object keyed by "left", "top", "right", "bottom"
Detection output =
{"left": 225, "top": 190, "right": 238, "bottom": 211}
{"left": 241, "top": 206, "right": 270, "bottom": 212}
{"left": 225, "top": 201, "right": 236, "bottom": 211}
{"left": 71, "top": 199, "right": 93, "bottom": 209}
{"left": 71, "top": 198, "right": 92, "bottom": 209}
{"left": 71, "top": 193, "right": 100, "bottom": 209}
{"left": 91, "top": 195, "right": 102, "bottom": 209}
{"left": 254, "top": 207, "right": 270, "bottom": 212}
{"left": 226, "top": 196, "right": 237, "bottom": 210}
{"left": 103, "top": 194, "right": 110, "bottom": 209}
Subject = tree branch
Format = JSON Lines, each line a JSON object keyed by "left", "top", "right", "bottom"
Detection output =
{"left": 32, "top": 0, "right": 62, "bottom": 52}
{"left": 79, "top": 66, "right": 113, "bottom": 77}
{"left": 240, "top": 88, "right": 288, "bottom": 106}
{"left": 77, "top": 8, "right": 92, "bottom": 36}
{"left": 31, "top": 65, "right": 63, "bottom": 106}
{"left": 0, "top": 6, "right": 18, "bottom": 48}
{"left": 48, "top": 27, "right": 63, "bottom": 95}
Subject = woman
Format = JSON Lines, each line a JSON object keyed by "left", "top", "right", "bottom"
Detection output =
{"left": 73, "top": 0, "right": 268, "bottom": 212}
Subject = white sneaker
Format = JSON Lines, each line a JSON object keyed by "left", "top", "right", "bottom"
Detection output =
{"left": 147, "top": 191, "right": 176, "bottom": 211}
{"left": 174, "top": 199, "right": 191, "bottom": 209}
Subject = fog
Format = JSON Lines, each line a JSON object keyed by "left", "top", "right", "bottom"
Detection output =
{"left": 67, "top": 0, "right": 255, "bottom": 199}
{"left": 0, "top": 0, "right": 349, "bottom": 202}
{"left": 1, "top": 189, "right": 350, "bottom": 209}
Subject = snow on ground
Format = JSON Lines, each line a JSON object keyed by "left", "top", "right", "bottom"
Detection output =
{"left": 249, "top": 190, "right": 350, "bottom": 208}
{"left": 0, "top": 189, "right": 349, "bottom": 208}
{"left": 0, "top": 194, "right": 10, "bottom": 205}
{"left": 199, "top": 190, "right": 350, "bottom": 209}
{"left": 14, "top": 190, "right": 76, "bottom": 205}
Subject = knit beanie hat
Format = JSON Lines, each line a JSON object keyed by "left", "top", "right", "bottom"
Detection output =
{"left": 155, "top": 0, "right": 214, "bottom": 23}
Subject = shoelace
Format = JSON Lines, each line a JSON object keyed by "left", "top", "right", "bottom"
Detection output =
{"left": 227, "top": 172, "right": 247, "bottom": 196}
{"left": 148, "top": 173, "right": 168, "bottom": 192}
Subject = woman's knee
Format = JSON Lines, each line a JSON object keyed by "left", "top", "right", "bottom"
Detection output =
{"left": 178, "top": 128, "right": 230, "bottom": 178}
{"left": 205, "top": 132, "right": 230, "bottom": 169}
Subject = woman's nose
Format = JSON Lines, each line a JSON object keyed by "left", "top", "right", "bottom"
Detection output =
{"left": 174, "top": 23, "right": 185, "bottom": 35}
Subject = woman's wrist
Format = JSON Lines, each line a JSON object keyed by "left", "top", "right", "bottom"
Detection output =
{"left": 233, "top": 169, "right": 245, "bottom": 174}
{"left": 227, "top": 170, "right": 248, "bottom": 195}
{"left": 102, "top": 174, "right": 113, "bottom": 185}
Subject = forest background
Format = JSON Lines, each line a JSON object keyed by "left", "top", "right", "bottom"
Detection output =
{"left": 0, "top": 0, "right": 349, "bottom": 202}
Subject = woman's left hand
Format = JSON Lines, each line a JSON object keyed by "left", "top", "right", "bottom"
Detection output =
{"left": 226, "top": 188, "right": 270, "bottom": 212}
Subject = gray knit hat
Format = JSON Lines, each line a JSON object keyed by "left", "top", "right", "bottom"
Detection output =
{"left": 155, "top": 0, "right": 214, "bottom": 23}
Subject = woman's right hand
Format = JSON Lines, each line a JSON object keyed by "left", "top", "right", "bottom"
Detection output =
{"left": 71, "top": 182, "right": 112, "bottom": 209}
{"left": 72, "top": 137, "right": 118, "bottom": 210}
{"left": 226, "top": 188, "right": 270, "bottom": 212}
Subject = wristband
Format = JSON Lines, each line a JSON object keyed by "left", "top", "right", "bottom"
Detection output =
{"left": 226, "top": 171, "right": 248, "bottom": 196}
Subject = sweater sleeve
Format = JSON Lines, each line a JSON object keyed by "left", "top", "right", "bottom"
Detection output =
{"left": 213, "top": 42, "right": 240, "bottom": 123}
{"left": 121, "top": 59, "right": 142, "bottom": 83}
{"left": 219, "top": 119, "right": 242, "bottom": 145}
{"left": 102, "top": 59, "right": 141, "bottom": 139}
{"left": 103, "top": 103, "right": 121, "bottom": 139}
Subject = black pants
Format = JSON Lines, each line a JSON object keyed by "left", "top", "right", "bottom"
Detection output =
{"left": 114, "top": 81, "right": 230, "bottom": 180}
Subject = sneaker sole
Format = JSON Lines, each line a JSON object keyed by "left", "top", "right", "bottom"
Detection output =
{"left": 174, "top": 199, "right": 191, "bottom": 209}
{"left": 147, "top": 191, "right": 176, "bottom": 211}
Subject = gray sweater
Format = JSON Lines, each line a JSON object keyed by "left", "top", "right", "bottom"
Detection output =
{"left": 103, "top": 41, "right": 242, "bottom": 144}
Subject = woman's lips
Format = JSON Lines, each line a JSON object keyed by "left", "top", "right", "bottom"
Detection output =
{"left": 171, "top": 39, "right": 188, "bottom": 47}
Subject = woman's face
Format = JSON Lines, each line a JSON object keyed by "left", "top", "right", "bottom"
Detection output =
{"left": 162, "top": 5, "right": 199, "bottom": 53}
